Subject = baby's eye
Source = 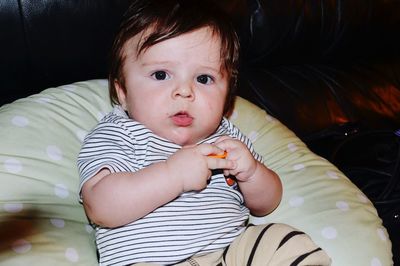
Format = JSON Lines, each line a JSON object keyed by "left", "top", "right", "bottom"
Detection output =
{"left": 151, "top": 71, "right": 170, "bottom": 80}
{"left": 197, "top": 74, "right": 214, "bottom": 85}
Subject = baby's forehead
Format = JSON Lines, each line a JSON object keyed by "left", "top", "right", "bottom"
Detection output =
{"left": 124, "top": 26, "right": 223, "bottom": 57}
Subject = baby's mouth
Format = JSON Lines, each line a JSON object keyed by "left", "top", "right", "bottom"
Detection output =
{"left": 171, "top": 111, "right": 193, "bottom": 127}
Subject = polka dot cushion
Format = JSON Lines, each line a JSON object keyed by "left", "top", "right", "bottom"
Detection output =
{"left": 0, "top": 80, "right": 392, "bottom": 265}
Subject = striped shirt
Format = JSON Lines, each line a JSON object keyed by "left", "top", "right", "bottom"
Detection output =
{"left": 77, "top": 106, "right": 263, "bottom": 266}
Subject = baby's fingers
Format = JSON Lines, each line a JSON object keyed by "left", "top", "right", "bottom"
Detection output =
{"left": 195, "top": 143, "right": 225, "bottom": 158}
{"left": 207, "top": 157, "right": 236, "bottom": 170}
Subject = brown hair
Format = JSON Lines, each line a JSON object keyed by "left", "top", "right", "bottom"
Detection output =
{"left": 108, "top": 0, "right": 240, "bottom": 115}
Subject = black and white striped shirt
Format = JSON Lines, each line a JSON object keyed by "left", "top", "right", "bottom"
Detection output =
{"left": 78, "top": 106, "right": 263, "bottom": 266}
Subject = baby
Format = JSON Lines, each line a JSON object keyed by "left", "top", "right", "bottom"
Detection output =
{"left": 77, "top": 0, "right": 331, "bottom": 265}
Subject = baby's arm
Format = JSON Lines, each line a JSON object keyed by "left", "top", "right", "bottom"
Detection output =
{"left": 81, "top": 144, "right": 234, "bottom": 228}
{"left": 215, "top": 136, "right": 282, "bottom": 216}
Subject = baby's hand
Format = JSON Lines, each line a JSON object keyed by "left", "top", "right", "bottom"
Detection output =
{"left": 165, "top": 144, "right": 234, "bottom": 193}
{"left": 214, "top": 136, "right": 257, "bottom": 182}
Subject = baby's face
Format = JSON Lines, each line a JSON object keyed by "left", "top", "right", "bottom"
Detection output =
{"left": 116, "top": 27, "right": 229, "bottom": 146}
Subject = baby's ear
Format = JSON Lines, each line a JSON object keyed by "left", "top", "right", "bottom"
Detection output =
{"left": 114, "top": 80, "right": 128, "bottom": 110}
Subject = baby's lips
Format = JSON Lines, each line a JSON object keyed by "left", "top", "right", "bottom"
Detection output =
{"left": 171, "top": 112, "right": 193, "bottom": 127}
{"left": 207, "top": 151, "right": 227, "bottom": 159}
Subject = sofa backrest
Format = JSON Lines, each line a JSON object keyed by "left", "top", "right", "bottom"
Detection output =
{"left": 1, "top": 0, "right": 399, "bottom": 143}
{"left": 0, "top": 0, "right": 131, "bottom": 104}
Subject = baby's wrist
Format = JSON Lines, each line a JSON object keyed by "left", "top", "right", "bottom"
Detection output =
{"left": 240, "top": 160, "right": 259, "bottom": 183}
{"left": 161, "top": 161, "right": 185, "bottom": 194}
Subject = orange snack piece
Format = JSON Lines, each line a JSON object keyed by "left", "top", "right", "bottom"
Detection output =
{"left": 207, "top": 151, "right": 228, "bottom": 159}
{"left": 225, "top": 177, "right": 236, "bottom": 186}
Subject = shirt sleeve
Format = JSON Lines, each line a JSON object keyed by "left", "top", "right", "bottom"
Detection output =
{"left": 77, "top": 120, "right": 137, "bottom": 201}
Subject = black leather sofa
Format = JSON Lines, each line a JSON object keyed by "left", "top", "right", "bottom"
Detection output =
{"left": 1, "top": 0, "right": 399, "bottom": 264}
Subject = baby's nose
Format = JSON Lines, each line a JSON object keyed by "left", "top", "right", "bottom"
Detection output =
{"left": 173, "top": 83, "right": 195, "bottom": 99}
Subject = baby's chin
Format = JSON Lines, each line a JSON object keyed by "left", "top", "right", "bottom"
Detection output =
{"left": 164, "top": 131, "right": 206, "bottom": 147}
{"left": 168, "top": 135, "right": 197, "bottom": 147}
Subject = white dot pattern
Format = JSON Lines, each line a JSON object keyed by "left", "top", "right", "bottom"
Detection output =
{"left": 12, "top": 116, "right": 29, "bottom": 127}
{"left": 12, "top": 239, "right": 31, "bottom": 254}
{"left": 4, "top": 203, "right": 23, "bottom": 213}
{"left": 377, "top": 228, "right": 387, "bottom": 242}
{"left": 287, "top": 143, "right": 298, "bottom": 152}
{"left": 65, "top": 247, "right": 79, "bottom": 262}
{"left": 265, "top": 115, "right": 276, "bottom": 123}
{"left": 230, "top": 110, "right": 238, "bottom": 120}
{"left": 47, "top": 145, "right": 63, "bottom": 161}
{"left": 293, "top": 164, "right": 305, "bottom": 171}
{"left": 50, "top": 218, "right": 65, "bottom": 228}
{"left": 35, "top": 97, "right": 52, "bottom": 104}
{"left": 326, "top": 170, "right": 339, "bottom": 179}
{"left": 357, "top": 193, "right": 369, "bottom": 203}
{"left": 248, "top": 131, "right": 259, "bottom": 142}
{"left": 63, "top": 85, "right": 77, "bottom": 92}
{"left": 85, "top": 224, "right": 94, "bottom": 234}
{"left": 371, "top": 257, "right": 382, "bottom": 266}
{"left": 321, "top": 226, "right": 337, "bottom": 239}
{"left": 289, "top": 196, "right": 304, "bottom": 207}
{"left": 54, "top": 184, "right": 69, "bottom": 199}
{"left": 336, "top": 201, "right": 350, "bottom": 211}
{"left": 4, "top": 158, "right": 23, "bottom": 173}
